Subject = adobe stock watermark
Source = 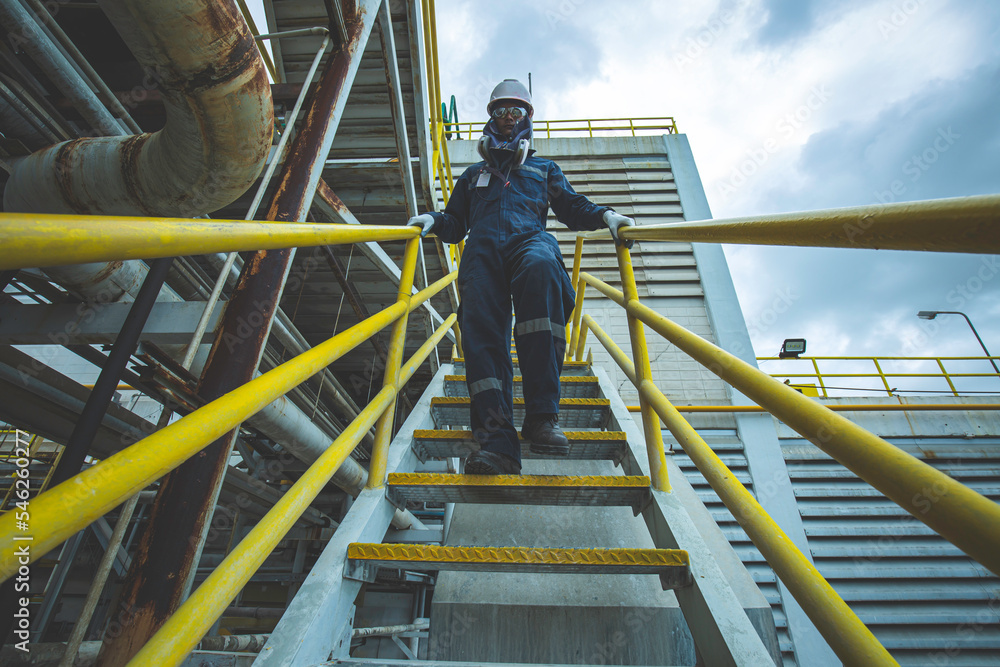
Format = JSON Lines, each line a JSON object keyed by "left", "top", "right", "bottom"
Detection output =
{"left": 878, "top": 0, "right": 928, "bottom": 39}
{"left": 673, "top": 0, "right": 751, "bottom": 72}
{"left": 901, "top": 256, "right": 998, "bottom": 355}
{"left": 871, "top": 127, "right": 960, "bottom": 207}
{"left": 746, "top": 286, "right": 799, "bottom": 340}
{"left": 544, "top": 0, "right": 585, "bottom": 34}
{"left": 717, "top": 85, "right": 832, "bottom": 202}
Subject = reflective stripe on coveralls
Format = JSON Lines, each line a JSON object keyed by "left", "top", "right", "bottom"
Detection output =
{"left": 430, "top": 151, "right": 608, "bottom": 464}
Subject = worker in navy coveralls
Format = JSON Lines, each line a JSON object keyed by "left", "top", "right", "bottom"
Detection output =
{"left": 408, "top": 79, "right": 635, "bottom": 474}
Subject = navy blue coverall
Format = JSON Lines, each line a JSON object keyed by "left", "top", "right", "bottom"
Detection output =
{"left": 429, "top": 150, "right": 609, "bottom": 464}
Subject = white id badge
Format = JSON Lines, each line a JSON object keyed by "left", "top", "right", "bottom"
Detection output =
{"left": 476, "top": 171, "right": 491, "bottom": 188}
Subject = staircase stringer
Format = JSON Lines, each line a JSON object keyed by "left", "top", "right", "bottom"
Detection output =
{"left": 595, "top": 365, "right": 782, "bottom": 665}
{"left": 250, "top": 370, "right": 446, "bottom": 667}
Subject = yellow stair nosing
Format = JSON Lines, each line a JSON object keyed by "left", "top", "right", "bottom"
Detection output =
{"left": 412, "top": 429, "right": 626, "bottom": 441}
{"left": 387, "top": 472, "right": 649, "bottom": 488}
{"left": 431, "top": 397, "right": 610, "bottom": 406}
{"left": 444, "top": 374, "right": 599, "bottom": 383}
{"left": 452, "top": 356, "right": 589, "bottom": 366}
{"left": 348, "top": 543, "right": 688, "bottom": 568}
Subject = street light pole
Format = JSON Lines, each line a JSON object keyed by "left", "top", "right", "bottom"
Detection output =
{"left": 917, "top": 310, "right": 1000, "bottom": 375}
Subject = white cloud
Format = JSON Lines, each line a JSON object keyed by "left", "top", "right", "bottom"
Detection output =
{"left": 435, "top": 0, "right": 1000, "bottom": 367}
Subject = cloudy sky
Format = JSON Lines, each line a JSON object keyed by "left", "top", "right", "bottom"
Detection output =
{"left": 435, "top": 0, "right": 1000, "bottom": 395}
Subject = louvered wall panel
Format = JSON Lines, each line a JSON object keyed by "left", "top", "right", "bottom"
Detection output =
{"left": 781, "top": 434, "right": 1000, "bottom": 665}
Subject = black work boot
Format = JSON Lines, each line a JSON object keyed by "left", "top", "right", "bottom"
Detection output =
{"left": 465, "top": 450, "right": 521, "bottom": 475}
{"left": 521, "top": 414, "right": 570, "bottom": 456}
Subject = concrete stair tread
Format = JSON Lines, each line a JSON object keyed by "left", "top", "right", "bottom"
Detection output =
{"left": 430, "top": 397, "right": 610, "bottom": 430}
{"left": 386, "top": 472, "right": 650, "bottom": 508}
{"left": 411, "top": 429, "right": 627, "bottom": 461}
{"left": 444, "top": 374, "right": 601, "bottom": 398}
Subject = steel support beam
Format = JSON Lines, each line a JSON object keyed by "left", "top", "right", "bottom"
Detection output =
{"left": 406, "top": 0, "right": 434, "bottom": 212}
{"left": 97, "top": 5, "right": 382, "bottom": 663}
{"left": 0, "top": 301, "right": 225, "bottom": 345}
{"left": 378, "top": 0, "right": 438, "bottom": 373}
{"left": 311, "top": 180, "right": 456, "bottom": 340}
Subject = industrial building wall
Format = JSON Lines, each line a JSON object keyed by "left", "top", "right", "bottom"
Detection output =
{"left": 777, "top": 398, "right": 1000, "bottom": 666}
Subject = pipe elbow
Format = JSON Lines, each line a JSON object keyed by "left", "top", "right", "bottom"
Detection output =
{"left": 2, "top": 0, "right": 273, "bottom": 217}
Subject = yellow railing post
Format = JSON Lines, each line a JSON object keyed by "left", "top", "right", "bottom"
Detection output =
{"left": 368, "top": 237, "right": 421, "bottom": 489}
{"left": 452, "top": 320, "right": 464, "bottom": 358}
{"left": 574, "top": 320, "right": 590, "bottom": 362}
{"left": 566, "top": 236, "right": 585, "bottom": 358}
{"left": 568, "top": 277, "right": 587, "bottom": 362}
{"left": 615, "top": 244, "right": 669, "bottom": 492}
{"left": 810, "top": 357, "right": 828, "bottom": 397}
{"left": 871, "top": 358, "right": 893, "bottom": 396}
{"left": 937, "top": 358, "right": 959, "bottom": 396}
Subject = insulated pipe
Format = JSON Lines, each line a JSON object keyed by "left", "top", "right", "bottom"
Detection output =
{"left": 4, "top": 0, "right": 272, "bottom": 216}
{"left": 0, "top": 0, "right": 124, "bottom": 136}
{"left": 2, "top": 0, "right": 273, "bottom": 299}
{"left": 23, "top": 0, "right": 143, "bottom": 134}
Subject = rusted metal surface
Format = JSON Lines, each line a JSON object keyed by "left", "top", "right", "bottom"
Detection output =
{"left": 3, "top": 0, "right": 273, "bottom": 217}
{"left": 97, "top": 4, "right": 382, "bottom": 663}
{"left": 266, "top": 0, "right": 379, "bottom": 224}
{"left": 316, "top": 177, "right": 355, "bottom": 220}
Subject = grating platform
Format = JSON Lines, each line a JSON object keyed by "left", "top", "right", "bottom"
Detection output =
{"left": 411, "top": 429, "right": 628, "bottom": 462}
{"left": 386, "top": 473, "right": 650, "bottom": 509}
{"left": 444, "top": 375, "right": 601, "bottom": 399}
{"left": 430, "top": 397, "right": 610, "bottom": 429}
{"left": 451, "top": 357, "right": 593, "bottom": 376}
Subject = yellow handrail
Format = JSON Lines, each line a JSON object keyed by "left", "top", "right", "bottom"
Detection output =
{"left": 758, "top": 355, "right": 1000, "bottom": 398}
{"left": 579, "top": 284, "right": 897, "bottom": 665}
{"left": 368, "top": 237, "right": 420, "bottom": 488}
{"left": 0, "top": 213, "right": 418, "bottom": 271}
{"left": 614, "top": 244, "right": 669, "bottom": 491}
{"left": 624, "top": 403, "right": 1000, "bottom": 412}
{"left": 0, "top": 269, "right": 457, "bottom": 579}
{"left": 447, "top": 117, "right": 680, "bottom": 140}
{"left": 579, "top": 269, "right": 1000, "bottom": 578}
{"left": 583, "top": 193, "right": 1000, "bottom": 255}
{"left": 127, "top": 313, "right": 457, "bottom": 667}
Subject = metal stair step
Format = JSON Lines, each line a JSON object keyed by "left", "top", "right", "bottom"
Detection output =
{"left": 386, "top": 472, "right": 650, "bottom": 509}
{"left": 451, "top": 356, "right": 593, "bottom": 376}
{"left": 411, "top": 429, "right": 627, "bottom": 462}
{"left": 430, "top": 397, "right": 610, "bottom": 429}
{"left": 326, "top": 660, "right": 687, "bottom": 666}
{"left": 444, "top": 374, "right": 601, "bottom": 398}
{"left": 345, "top": 543, "right": 691, "bottom": 589}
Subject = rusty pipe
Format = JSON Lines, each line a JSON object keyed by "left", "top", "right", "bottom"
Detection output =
{"left": 2, "top": 0, "right": 274, "bottom": 301}
{"left": 4, "top": 0, "right": 272, "bottom": 216}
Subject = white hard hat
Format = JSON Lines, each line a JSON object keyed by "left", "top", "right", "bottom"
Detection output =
{"left": 488, "top": 79, "right": 532, "bottom": 115}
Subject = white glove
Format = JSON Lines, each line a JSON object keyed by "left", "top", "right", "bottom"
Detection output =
{"left": 406, "top": 213, "right": 436, "bottom": 237}
{"left": 603, "top": 210, "right": 635, "bottom": 248}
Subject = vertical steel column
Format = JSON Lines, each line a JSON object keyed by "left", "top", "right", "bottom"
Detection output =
{"left": 367, "top": 237, "right": 420, "bottom": 488}
{"left": 97, "top": 4, "right": 381, "bottom": 664}
{"left": 615, "top": 244, "right": 670, "bottom": 492}
{"left": 378, "top": 0, "right": 437, "bottom": 372}
{"left": 0, "top": 256, "right": 170, "bottom": 647}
